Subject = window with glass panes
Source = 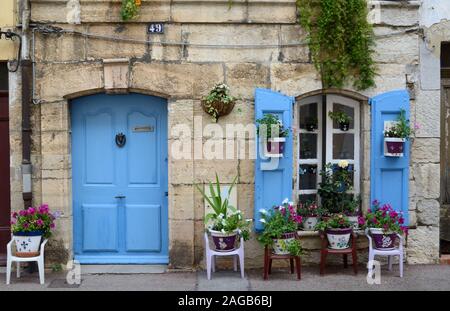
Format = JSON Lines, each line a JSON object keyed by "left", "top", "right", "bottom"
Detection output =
{"left": 297, "top": 94, "right": 360, "bottom": 204}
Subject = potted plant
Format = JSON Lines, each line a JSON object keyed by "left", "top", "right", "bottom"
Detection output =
{"left": 10, "top": 204, "right": 58, "bottom": 257}
{"left": 360, "top": 200, "right": 408, "bottom": 250}
{"left": 201, "top": 83, "right": 237, "bottom": 122}
{"left": 258, "top": 199, "right": 303, "bottom": 256}
{"left": 383, "top": 109, "right": 413, "bottom": 157}
{"left": 121, "top": 0, "right": 141, "bottom": 21}
{"left": 328, "top": 111, "right": 352, "bottom": 131}
{"left": 297, "top": 200, "right": 325, "bottom": 231}
{"left": 343, "top": 195, "right": 361, "bottom": 229}
{"left": 305, "top": 117, "right": 318, "bottom": 132}
{"left": 315, "top": 213, "right": 352, "bottom": 250}
{"left": 195, "top": 174, "right": 251, "bottom": 252}
{"left": 256, "top": 114, "right": 290, "bottom": 156}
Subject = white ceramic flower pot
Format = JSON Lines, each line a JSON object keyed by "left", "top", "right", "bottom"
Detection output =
{"left": 326, "top": 228, "right": 352, "bottom": 250}
{"left": 272, "top": 232, "right": 296, "bottom": 255}
{"left": 302, "top": 217, "right": 319, "bottom": 231}
{"left": 13, "top": 232, "right": 42, "bottom": 255}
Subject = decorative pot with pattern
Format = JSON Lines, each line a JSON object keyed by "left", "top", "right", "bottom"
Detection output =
{"left": 272, "top": 232, "right": 296, "bottom": 255}
{"left": 209, "top": 229, "right": 238, "bottom": 252}
{"left": 326, "top": 228, "right": 352, "bottom": 250}
{"left": 266, "top": 137, "right": 286, "bottom": 155}
{"left": 385, "top": 137, "right": 405, "bottom": 156}
{"left": 13, "top": 231, "right": 43, "bottom": 256}
{"left": 369, "top": 228, "right": 398, "bottom": 250}
{"left": 302, "top": 216, "right": 319, "bottom": 231}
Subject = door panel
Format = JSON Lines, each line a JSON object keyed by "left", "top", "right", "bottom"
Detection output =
{"left": 72, "top": 93, "right": 168, "bottom": 264}
{"left": 0, "top": 91, "right": 10, "bottom": 265}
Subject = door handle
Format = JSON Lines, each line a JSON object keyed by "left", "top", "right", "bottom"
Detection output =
{"left": 115, "top": 195, "right": 126, "bottom": 199}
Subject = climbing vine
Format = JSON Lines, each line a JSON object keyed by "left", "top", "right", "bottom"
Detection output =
{"left": 297, "top": 0, "right": 377, "bottom": 90}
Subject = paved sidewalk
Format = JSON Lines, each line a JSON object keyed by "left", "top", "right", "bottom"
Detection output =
{"left": 0, "top": 265, "right": 449, "bottom": 291}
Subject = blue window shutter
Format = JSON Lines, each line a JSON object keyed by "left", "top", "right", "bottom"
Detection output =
{"left": 370, "top": 90, "right": 410, "bottom": 225}
{"left": 254, "top": 88, "right": 294, "bottom": 231}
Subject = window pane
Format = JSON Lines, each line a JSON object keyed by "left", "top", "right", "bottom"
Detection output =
{"left": 299, "top": 164, "right": 317, "bottom": 190}
{"left": 298, "top": 194, "right": 317, "bottom": 205}
{"left": 333, "top": 133, "right": 354, "bottom": 159}
{"left": 0, "top": 63, "right": 8, "bottom": 91}
{"left": 299, "top": 103, "right": 318, "bottom": 131}
{"left": 300, "top": 133, "right": 317, "bottom": 159}
{"left": 332, "top": 103, "right": 354, "bottom": 130}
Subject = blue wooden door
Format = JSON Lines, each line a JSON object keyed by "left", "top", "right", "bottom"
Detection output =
{"left": 370, "top": 90, "right": 410, "bottom": 225}
{"left": 71, "top": 93, "right": 168, "bottom": 264}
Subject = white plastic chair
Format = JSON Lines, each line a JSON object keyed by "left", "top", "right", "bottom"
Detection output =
{"left": 204, "top": 232, "right": 245, "bottom": 280}
{"left": 366, "top": 229, "right": 404, "bottom": 278}
{"left": 6, "top": 239, "right": 48, "bottom": 285}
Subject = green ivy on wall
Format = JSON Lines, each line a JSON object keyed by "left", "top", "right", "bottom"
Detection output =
{"left": 297, "top": 0, "right": 377, "bottom": 90}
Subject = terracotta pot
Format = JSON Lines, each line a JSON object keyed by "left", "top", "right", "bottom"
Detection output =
{"left": 267, "top": 137, "right": 286, "bottom": 155}
{"left": 209, "top": 229, "right": 238, "bottom": 252}
{"left": 385, "top": 137, "right": 405, "bottom": 156}
{"left": 13, "top": 231, "right": 42, "bottom": 256}
{"left": 272, "top": 232, "right": 296, "bottom": 255}
{"left": 326, "top": 228, "right": 352, "bottom": 250}
{"left": 201, "top": 100, "right": 235, "bottom": 122}
{"left": 370, "top": 228, "right": 398, "bottom": 250}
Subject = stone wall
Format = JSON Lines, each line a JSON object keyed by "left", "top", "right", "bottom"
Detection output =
{"left": 8, "top": 0, "right": 441, "bottom": 268}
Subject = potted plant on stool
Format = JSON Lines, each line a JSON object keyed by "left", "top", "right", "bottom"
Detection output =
{"left": 297, "top": 200, "right": 325, "bottom": 231}
{"left": 315, "top": 213, "right": 353, "bottom": 250}
{"left": 256, "top": 114, "right": 290, "bottom": 156}
{"left": 258, "top": 199, "right": 303, "bottom": 256}
{"left": 195, "top": 174, "right": 251, "bottom": 252}
{"left": 11, "top": 204, "right": 58, "bottom": 257}
{"left": 360, "top": 200, "right": 408, "bottom": 250}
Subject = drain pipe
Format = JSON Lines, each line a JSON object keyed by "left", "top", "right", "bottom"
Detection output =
{"left": 20, "top": 0, "right": 32, "bottom": 209}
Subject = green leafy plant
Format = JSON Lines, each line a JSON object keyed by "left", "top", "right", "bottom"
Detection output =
{"left": 121, "top": 0, "right": 141, "bottom": 21}
{"left": 257, "top": 200, "right": 303, "bottom": 256}
{"left": 202, "top": 83, "right": 237, "bottom": 122}
{"left": 297, "top": 0, "right": 376, "bottom": 90}
{"left": 384, "top": 109, "right": 414, "bottom": 139}
{"left": 256, "top": 114, "right": 290, "bottom": 139}
{"left": 51, "top": 263, "right": 63, "bottom": 273}
{"left": 195, "top": 174, "right": 250, "bottom": 240}
{"left": 328, "top": 111, "right": 352, "bottom": 124}
{"left": 315, "top": 213, "right": 351, "bottom": 231}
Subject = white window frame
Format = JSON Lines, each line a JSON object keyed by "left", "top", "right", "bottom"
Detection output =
{"left": 296, "top": 94, "right": 361, "bottom": 201}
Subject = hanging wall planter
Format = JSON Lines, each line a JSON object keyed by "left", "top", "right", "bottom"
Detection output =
{"left": 266, "top": 137, "right": 286, "bottom": 156}
{"left": 384, "top": 137, "right": 406, "bottom": 157}
{"left": 202, "top": 83, "right": 237, "bottom": 122}
{"left": 383, "top": 109, "right": 414, "bottom": 157}
{"left": 256, "top": 113, "right": 290, "bottom": 158}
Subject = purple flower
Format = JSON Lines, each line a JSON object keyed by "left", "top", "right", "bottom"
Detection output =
{"left": 358, "top": 216, "right": 365, "bottom": 225}
{"left": 12, "top": 212, "right": 18, "bottom": 218}
{"left": 19, "top": 210, "right": 27, "bottom": 217}
{"left": 27, "top": 207, "right": 36, "bottom": 215}
{"left": 50, "top": 223, "right": 55, "bottom": 229}
{"left": 389, "top": 211, "right": 398, "bottom": 219}
{"left": 36, "top": 219, "right": 44, "bottom": 227}
{"left": 39, "top": 204, "right": 49, "bottom": 214}
{"left": 23, "top": 223, "right": 29, "bottom": 229}
{"left": 372, "top": 199, "right": 379, "bottom": 206}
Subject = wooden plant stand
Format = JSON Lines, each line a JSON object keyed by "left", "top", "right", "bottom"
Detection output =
{"left": 319, "top": 231, "right": 358, "bottom": 276}
{"left": 263, "top": 246, "right": 301, "bottom": 280}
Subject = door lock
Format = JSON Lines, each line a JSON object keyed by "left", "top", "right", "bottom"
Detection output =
{"left": 115, "top": 195, "right": 126, "bottom": 199}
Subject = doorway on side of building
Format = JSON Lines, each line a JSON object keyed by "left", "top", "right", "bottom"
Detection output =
{"left": 70, "top": 93, "right": 169, "bottom": 264}
{"left": 441, "top": 42, "right": 450, "bottom": 255}
{"left": 0, "top": 62, "right": 11, "bottom": 265}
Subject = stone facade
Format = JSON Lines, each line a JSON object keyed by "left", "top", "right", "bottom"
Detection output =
{"left": 7, "top": 0, "right": 443, "bottom": 268}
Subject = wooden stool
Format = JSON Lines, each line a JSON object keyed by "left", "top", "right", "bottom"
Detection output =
{"left": 319, "top": 231, "right": 358, "bottom": 275}
{"left": 263, "top": 246, "right": 301, "bottom": 280}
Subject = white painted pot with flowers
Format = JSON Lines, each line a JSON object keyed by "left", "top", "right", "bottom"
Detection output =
{"left": 258, "top": 199, "right": 303, "bottom": 256}
{"left": 383, "top": 109, "right": 416, "bottom": 157}
{"left": 298, "top": 201, "right": 324, "bottom": 231}
{"left": 196, "top": 174, "right": 251, "bottom": 252}
{"left": 256, "top": 114, "right": 290, "bottom": 157}
{"left": 315, "top": 214, "right": 353, "bottom": 250}
{"left": 11, "top": 204, "right": 58, "bottom": 257}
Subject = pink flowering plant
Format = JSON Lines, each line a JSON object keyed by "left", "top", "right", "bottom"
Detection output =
{"left": 360, "top": 200, "right": 408, "bottom": 235}
{"left": 257, "top": 199, "right": 303, "bottom": 255}
{"left": 297, "top": 200, "right": 326, "bottom": 217}
{"left": 11, "top": 204, "right": 59, "bottom": 238}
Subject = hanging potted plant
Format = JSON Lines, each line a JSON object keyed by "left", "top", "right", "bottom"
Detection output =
{"left": 360, "top": 200, "right": 408, "bottom": 250}
{"left": 315, "top": 214, "right": 353, "bottom": 250}
{"left": 10, "top": 204, "right": 58, "bottom": 257}
{"left": 201, "top": 83, "right": 237, "bottom": 122}
{"left": 384, "top": 109, "right": 414, "bottom": 157}
{"left": 297, "top": 200, "right": 325, "bottom": 231}
{"left": 258, "top": 199, "right": 303, "bottom": 256}
{"left": 328, "top": 111, "right": 352, "bottom": 131}
{"left": 195, "top": 174, "right": 251, "bottom": 251}
{"left": 256, "top": 114, "right": 290, "bottom": 156}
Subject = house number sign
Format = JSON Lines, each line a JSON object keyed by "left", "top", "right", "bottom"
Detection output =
{"left": 147, "top": 23, "right": 164, "bottom": 34}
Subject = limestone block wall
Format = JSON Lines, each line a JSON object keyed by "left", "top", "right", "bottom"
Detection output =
{"left": 7, "top": 0, "right": 440, "bottom": 268}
